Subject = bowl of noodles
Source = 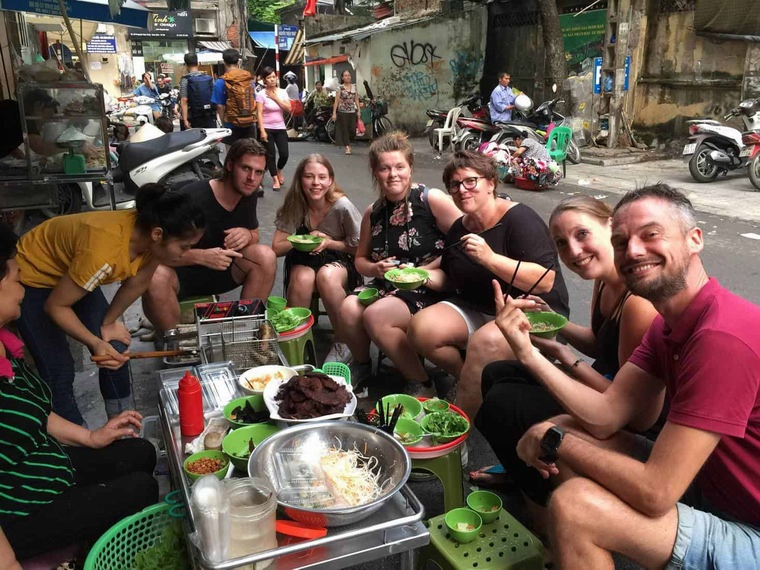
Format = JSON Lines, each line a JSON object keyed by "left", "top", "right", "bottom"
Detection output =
{"left": 287, "top": 234, "right": 324, "bottom": 252}
{"left": 248, "top": 421, "right": 411, "bottom": 526}
{"left": 524, "top": 311, "right": 568, "bottom": 339}
{"left": 384, "top": 268, "right": 429, "bottom": 290}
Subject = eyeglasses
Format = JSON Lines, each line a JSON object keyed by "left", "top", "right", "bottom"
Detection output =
{"left": 447, "top": 176, "right": 484, "bottom": 194}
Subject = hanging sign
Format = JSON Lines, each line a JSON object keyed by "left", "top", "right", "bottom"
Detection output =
{"left": 86, "top": 34, "right": 117, "bottom": 54}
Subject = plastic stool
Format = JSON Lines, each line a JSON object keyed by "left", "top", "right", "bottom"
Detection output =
{"left": 411, "top": 446, "right": 464, "bottom": 512}
{"left": 417, "top": 509, "right": 544, "bottom": 570}
{"left": 278, "top": 327, "right": 317, "bottom": 366}
{"left": 178, "top": 295, "right": 217, "bottom": 324}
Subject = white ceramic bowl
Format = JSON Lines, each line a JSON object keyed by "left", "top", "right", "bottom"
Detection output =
{"left": 239, "top": 365, "right": 297, "bottom": 396}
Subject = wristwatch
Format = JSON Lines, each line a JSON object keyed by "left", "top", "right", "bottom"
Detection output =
{"left": 539, "top": 426, "right": 566, "bottom": 464}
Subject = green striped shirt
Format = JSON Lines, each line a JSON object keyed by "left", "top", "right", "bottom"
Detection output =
{"left": 0, "top": 332, "right": 75, "bottom": 524}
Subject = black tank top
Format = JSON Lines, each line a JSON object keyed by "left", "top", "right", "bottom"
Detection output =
{"left": 590, "top": 282, "right": 631, "bottom": 378}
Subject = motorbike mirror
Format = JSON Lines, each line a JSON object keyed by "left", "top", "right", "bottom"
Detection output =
{"left": 552, "top": 83, "right": 557, "bottom": 93}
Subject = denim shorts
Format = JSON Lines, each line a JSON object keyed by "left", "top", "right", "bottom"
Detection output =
{"left": 667, "top": 502, "right": 760, "bottom": 569}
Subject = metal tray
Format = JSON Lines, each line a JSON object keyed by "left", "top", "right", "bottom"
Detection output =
{"left": 158, "top": 386, "right": 428, "bottom": 569}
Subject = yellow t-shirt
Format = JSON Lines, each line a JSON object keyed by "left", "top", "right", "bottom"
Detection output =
{"left": 17, "top": 210, "right": 151, "bottom": 291}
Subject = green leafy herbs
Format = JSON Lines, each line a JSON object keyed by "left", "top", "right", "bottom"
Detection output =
{"left": 424, "top": 412, "right": 469, "bottom": 436}
{"left": 132, "top": 520, "right": 189, "bottom": 570}
{"left": 269, "top": 311, "right": 303, "bottom": 333}
{"left": 230, "top": 400, "right": 269, "bottom": 424}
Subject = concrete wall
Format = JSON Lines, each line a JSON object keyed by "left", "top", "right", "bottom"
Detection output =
{"left": 306, "top": 9, "right": 486, "bottom": 134}
{"left": 632, "top": 9, "right": 747, "bottom": 138}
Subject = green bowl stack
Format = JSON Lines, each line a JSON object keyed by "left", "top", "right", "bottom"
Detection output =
{"left": 287, "top": 234, "right": 324, "bottom": 252}
{"left": 384, "top": 267, "right": 430, "bottom": 290}
{"left": 524, "top": 311, "right": 568, "bottom": 339}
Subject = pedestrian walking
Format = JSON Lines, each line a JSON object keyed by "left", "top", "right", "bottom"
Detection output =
{"left": 332, "top": 70, "right": 360, "bottom": 155}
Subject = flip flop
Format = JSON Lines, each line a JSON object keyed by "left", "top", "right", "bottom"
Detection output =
{"left": 469, "top": 464, "right": 510, "bottom": 488}
{"left": 277, "top": 172, "right": 285, "bottom": 185}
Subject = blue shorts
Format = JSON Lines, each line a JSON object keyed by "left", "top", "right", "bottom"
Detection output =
{"left": 667, "top": 502, "right": 760, "bottom": 569}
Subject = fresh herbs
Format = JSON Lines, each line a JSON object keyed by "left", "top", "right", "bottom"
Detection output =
{"left": 424, "top": 411, "right": 469, "bottom": 436}
{"left": 269, "top": 310, "right": 304, "bottom": 333}
{"left": 230, "top": 400, "right": 270, "bottom": 424}
{"left": 133, "top": 521, "right": 189, "bottom": 570}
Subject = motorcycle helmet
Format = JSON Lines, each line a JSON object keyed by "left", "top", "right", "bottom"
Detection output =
{"left": 514, "top": 94, "right": 533, "bottom": 113}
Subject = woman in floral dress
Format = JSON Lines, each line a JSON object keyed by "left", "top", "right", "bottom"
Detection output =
{"left": 335, "top": 132, "right": 461, "bottom": 395}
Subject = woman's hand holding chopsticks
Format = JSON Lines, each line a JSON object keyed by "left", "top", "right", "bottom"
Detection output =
{"left": 492, "top": 279, "right": 539, "bottom": 362}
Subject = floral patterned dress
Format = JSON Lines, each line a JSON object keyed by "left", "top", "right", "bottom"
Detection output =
{"left": 364, "top": 184, "right": 450, "bottom": 313}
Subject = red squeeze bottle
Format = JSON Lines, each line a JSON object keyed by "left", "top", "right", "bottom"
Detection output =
{"left": 178, "top": 371, "right": 204, "bottom": 437}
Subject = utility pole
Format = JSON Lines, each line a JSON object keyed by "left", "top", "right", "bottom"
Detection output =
{"left": 603, "top": 0, "right": 631, "bottom": 148}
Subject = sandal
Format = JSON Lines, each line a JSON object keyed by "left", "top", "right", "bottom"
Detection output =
{"left": 469, "top": 464, "right": 511, "bottom": 488}
{"left": 277, "top": 171, "right": 285, "bottom": 185}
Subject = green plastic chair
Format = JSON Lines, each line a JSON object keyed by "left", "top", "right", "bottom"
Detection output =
{"left": 545, "top": 125, "right": 573, "bottom": 178}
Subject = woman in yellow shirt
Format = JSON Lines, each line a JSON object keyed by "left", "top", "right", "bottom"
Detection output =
{"left": 15, "top": 184, "right": 205, "bottom": 425}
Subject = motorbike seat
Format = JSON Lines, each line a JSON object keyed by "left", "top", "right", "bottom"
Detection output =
{"left": 119, "top": 130, "right": 206, "bottom": 172}
{"left": 429, "top": 109, "right": 449, "bottom": 116}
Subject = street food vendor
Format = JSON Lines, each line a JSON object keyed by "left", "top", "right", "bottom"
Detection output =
{"left": 14, "top": 183, "right": 205, "bottom": 425}
{"left": 0, "top": 223, "right": 159, "bottom": 566}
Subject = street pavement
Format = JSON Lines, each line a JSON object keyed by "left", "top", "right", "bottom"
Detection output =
{"left": 72, "top": 136, "right": 759, "bottom": 569}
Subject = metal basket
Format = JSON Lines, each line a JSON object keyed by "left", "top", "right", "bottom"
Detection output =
{"left": 198, "top": 316, "right": 285, "bottom": 374}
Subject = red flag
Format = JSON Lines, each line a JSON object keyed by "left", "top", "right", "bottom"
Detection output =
{"left": 303, "top": 0, "right": 317, "bottom": 17}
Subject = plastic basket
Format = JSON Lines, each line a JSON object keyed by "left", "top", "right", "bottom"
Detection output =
{"left": 316, "top": 362, "right": 351, "bottom": 386}
{"left": 514, "top": 176, "right": 545, "bottom": 191}
{"left": 84, "top": 502, "right": 183, "bottom": 570}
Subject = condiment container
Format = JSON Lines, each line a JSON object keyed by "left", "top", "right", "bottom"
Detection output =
{"left": 178, "top": 371, "right": 204, "bottom": 436}
{"left": 225, "top": 478, "right": 277, "bottom": 569}
{"left": 204, "top": 432, "right": 224, "bottom": 451}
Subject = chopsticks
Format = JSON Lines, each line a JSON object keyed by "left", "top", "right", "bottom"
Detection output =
{"left": 90, "top": 349, "right": 196, "bottom": 363}
{"left": 520, "top": 263, "right": 554, "bottom": 298}
{"left": 442, "top": 223, "right": 503, "bottom": 252}
{"left": 501, "top": 261, "right": 554, "bottom": 302}
{"left": 504, "top": 259, "right": 521, "bottom": 300}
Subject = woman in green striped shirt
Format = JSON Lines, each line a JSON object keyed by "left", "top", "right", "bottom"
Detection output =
{"left": 0, "top": 224, "right": 158, "bottom": 565}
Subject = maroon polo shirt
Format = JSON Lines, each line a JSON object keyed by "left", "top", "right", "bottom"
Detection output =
{"left": 629, "top": 278, "right": 760, "bottom": 525}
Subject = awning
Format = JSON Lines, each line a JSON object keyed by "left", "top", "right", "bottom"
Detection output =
{"left": 197, "top": 41, "right": 254, "bottom": 58}
{"left": 0, "top": 0, "right": 149, "bottom": 28}
{"left": 304, "top": 15, "right": 434, "bottom": 45}
{"left": 304, "top": 54, "right": 349, "bottom": 67}
{"left": 283, "top": 27, "right": 304, "bottom": 66}
{"left": 249, "top": 31, "right": 276, "bottom": 50}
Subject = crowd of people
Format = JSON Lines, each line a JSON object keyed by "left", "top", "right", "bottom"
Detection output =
{"left": 1, "top": 117, "right": 758, "bottom": 568}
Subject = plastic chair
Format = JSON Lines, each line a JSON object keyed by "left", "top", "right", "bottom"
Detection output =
{"left": 411, "top": 446, "right": 465, "bottom": 512}
{"left": 434, "top": 107, "right": 462, "bottom": 155}
{"left": 545, "top": 125, "right": 573, "bottom": 178}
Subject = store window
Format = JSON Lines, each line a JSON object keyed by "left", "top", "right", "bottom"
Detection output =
{"left": 141, "top": 40, "right": 189, "bottom": 86}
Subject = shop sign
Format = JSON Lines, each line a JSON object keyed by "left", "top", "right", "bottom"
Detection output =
{"left": 86, "top": 34, "right": 117, "bottom": 54}
{"left": 278, "top": 25, "right": 298, "bottom": 51}
{"left": 129, "top": 10, "right": 192, "bottom": 39}
{"left": 559, "top": 9, "right": 606, "bottom": 72}
{"left": 160, "top": 62, "right": 175, "bottom": 75}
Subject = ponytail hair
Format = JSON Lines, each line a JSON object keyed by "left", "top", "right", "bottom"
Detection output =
{"left": 0, "top": 223, "right": 18, "bottom": 280}
{"left": 135, "top": 183, "right": 205, "bottom": 239}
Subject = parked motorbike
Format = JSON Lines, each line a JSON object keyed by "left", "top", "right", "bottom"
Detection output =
{"left": 426, "top": 93, "right": 489, "bottom": 151}
{"left": 298, "top": 99, "right": 333, "bottom": 142}
{"left": 742, "top": 130, "right": 760, "bottom": 191}
{"left": 683, "top": 98, "right": 760, "bottom": 183}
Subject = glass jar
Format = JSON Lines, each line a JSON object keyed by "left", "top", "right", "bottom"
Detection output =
{"left": 224, "top": 478, "right": 278, "bottom": 569}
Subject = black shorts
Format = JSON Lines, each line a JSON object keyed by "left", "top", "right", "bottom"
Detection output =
{"left": 175, "top": 266, "right": 239, "bottom": 300}
{"left": 223, "top": 125, "right": 258, "bottom": 145}
{"left": 187, "top": 115, "right": 218, "bottom": 130}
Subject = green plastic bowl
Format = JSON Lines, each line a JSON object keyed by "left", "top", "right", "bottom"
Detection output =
{"left": 222, "top": 423, "right": 282, "bottom": 471}
{"left": 270, "top": 307, "right": 312, "bottom": 333}
{"left": 358, "top": 287, "right": 379, "bottom": 306}
{"left": 467, "top": 490, "right": 503, "bottom": 524}
{"left": 376, "top": 394, "right": 423, "bottom": 421}
{"left": 287, "top": 234, "right": 324, "bottom": 252}
{"left": 393, "top": 418, "right": 424, "bottom": 446}
{"left": 183, "top": 450, "right": 230, "bottom": 482}
{"left": 383, "top": 267, "right": 430, "bottom": 290}
{"left": 524, "top": 311, "right": 569, "bottom": 339}
{"left": 420, "top": 411, "right": 470, "bottom": 444}
{"left": 422, "top": 398, "right": 450, "bottom": 413}
{"left": 223, "top": 394, "right": 267, "bottom": 429}
{"left": 445, "top": 508, "right": 482, "bottom": 544}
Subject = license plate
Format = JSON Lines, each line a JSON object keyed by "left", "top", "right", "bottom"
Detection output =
{"left": 740, "top": 146, "right": 752, "bottom": 157}
{"left": 682, "top": 143, "right": 696, "bottom": 155}
{"left": 426, "top": 119, "right": 433, "bottom": 127}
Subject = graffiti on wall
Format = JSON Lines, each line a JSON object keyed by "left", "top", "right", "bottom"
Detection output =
{"left": 390, "top": 41, "right": 442, "bottom": 68}
{"left": 448, "top": 49, "right": 482, "bottom": 101}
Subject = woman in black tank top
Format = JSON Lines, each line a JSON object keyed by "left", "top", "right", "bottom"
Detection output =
{"left": 474, "top": 196, "right": 660, "bottom": 509}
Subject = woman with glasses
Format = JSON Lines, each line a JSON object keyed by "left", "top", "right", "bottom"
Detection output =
{"left": 334, "top": 132, "right": 462, "bottom": 395}
{"left": 409, "top": 151, "right": 569, "bottom": 414}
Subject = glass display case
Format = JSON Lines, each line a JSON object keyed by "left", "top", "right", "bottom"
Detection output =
{"left": 16, "top": 81, "right": 110, "bottom": 180}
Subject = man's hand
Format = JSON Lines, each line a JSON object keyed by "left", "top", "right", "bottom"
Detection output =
{"left": 101, "top": 322, "right": 131, "bottom": 346}
{"left": 88, "top": 410, "right": 143, "bottom": 448}
{"left": 460, "top": 233, "right": 495, "bottom": 266}
{"left": 223, "top": 228, "right": 252, "bottom": 251}
{"left": 310, "top": 231, "right": 331, "bottom": 254}
{"left": 493, "top": 280, "right": 538, "bottom": 361}
{"left": 90, "top": 339, "right": 129, "bottom": 370}
{"left": 516, "top": 421, "right": 560, "bottom": 479}
{"left": 203, "top": 247, "right": 243, "bottom": 270}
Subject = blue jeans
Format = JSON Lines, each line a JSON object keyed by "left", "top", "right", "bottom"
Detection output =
{"left": 16, "top": 285, "right": 130, "bottom": 425}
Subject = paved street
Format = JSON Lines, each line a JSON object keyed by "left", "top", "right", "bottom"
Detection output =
{"left": 72, "top": 136, "right": 759, "bottom": 569}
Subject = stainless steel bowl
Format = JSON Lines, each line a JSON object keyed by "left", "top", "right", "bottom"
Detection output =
{"left": 248, "top": 421, "right": 411, "bottom": 527}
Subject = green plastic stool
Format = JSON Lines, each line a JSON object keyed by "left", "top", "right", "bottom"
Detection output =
{"left": 411, "top": 446, "right": 465, "bottom": 512}
{"left": 178, "top": 295, "right": 217, "bottom": 324}
{"left": 278, "top": 328, "right": 317, "bottom": 367}
{"left": 417, "top": 509, "right": 544, "bottom": 570}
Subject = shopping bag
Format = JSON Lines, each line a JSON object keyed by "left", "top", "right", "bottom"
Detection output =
{"left": 356, "top": 117, "right": 366, "bottom": 136}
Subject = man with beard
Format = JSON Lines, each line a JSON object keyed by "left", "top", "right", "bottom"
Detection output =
{"left": 494, "top": 184, "right": 760, "bottom": 569}
{"left": 142, "top": 139, "right": 276, "bottom": 338}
